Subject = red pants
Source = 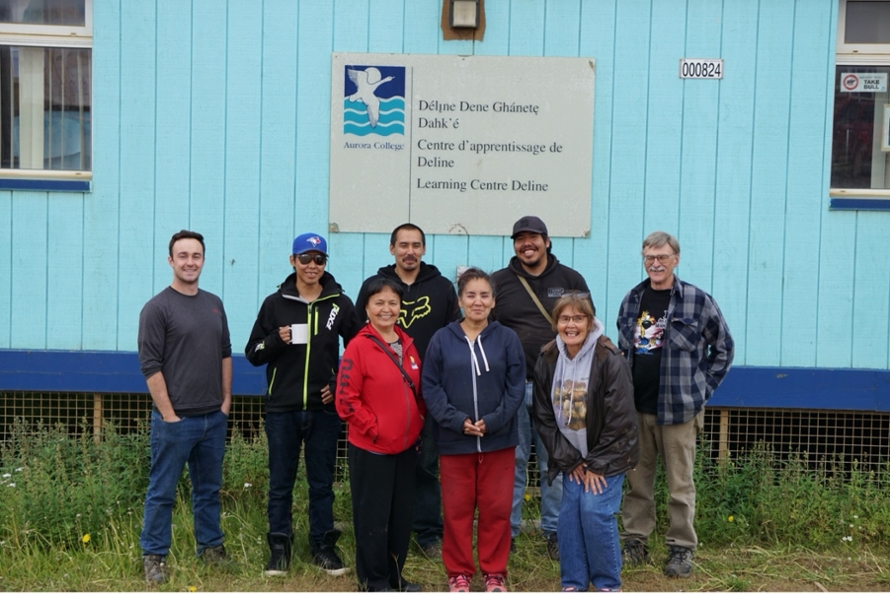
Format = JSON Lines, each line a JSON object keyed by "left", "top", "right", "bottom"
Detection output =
{"left": 440, "top": 447, "right": 515, "bottom": 577}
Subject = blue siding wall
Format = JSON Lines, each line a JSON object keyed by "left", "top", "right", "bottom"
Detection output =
{"left": 2, "top": 0, "right": 888, "bottom": 386}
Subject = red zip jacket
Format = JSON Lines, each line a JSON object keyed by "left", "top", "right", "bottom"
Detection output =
{"left": 336, "top": 323, "right": 425, "bottom": 454}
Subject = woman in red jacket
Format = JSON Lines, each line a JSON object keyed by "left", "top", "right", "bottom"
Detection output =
{"left": 336, "top": 277, "right": 425, "bottom": 592}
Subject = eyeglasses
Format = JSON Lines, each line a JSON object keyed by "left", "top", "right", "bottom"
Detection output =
{"left": 557, "top": 315, "right": 587, "bottom": 325}
{"left": 295, "top": 253, "right": 327, "bottom": 265}
{"left": 643, "top": 253, "right": 675, "bottom": 264}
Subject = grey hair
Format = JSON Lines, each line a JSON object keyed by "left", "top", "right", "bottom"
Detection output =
{"left": 642, "top": 231, "right": 680, "bottom": 256}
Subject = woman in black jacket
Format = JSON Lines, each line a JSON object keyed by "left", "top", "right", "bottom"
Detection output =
{"left": 532, "top": 293, "right": 638, "bottom": 592}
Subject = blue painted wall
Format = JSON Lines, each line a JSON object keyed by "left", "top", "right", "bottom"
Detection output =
{"left": 1, "top": 1, "right": 887, "bottom": 395}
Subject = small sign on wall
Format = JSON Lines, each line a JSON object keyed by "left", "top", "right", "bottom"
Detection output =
{"left": 840, "top": 72, "right": 888, "bottom": 93}
{"left": 679, "top": 58, "right": 723, "bottom": 79}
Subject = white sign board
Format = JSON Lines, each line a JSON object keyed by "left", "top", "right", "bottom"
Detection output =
{"left": 679, "top": 58, "right": 723, "bottom": 79}
{"left": 840, "top": 72, "right": 888, "bottom": 93}
{"left": 329, "top": 53, "right": 595, "bottom": 237}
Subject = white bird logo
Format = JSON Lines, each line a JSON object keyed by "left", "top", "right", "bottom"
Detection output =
{"left": 347, "top": 67, "right": 394, "bottom": 128}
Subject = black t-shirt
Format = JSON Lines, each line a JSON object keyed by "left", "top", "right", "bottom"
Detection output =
{"left": 631, "top": 288, "right": 671, "bottom": 414}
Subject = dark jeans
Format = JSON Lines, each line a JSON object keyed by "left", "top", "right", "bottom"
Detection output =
{"left": 350, "top": 443, "right": 417, "bottom": 591}
{"left": 412, "top": 414, "right": 443, "bottom": 547}
{"left": 141, "top": 410, "right": 227, "bottom": 556}
{"left": 265, "top": 409, "right": 342, "bottom": 544}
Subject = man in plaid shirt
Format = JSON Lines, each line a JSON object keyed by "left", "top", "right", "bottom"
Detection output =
{"left": 616, "top": 231, "right": 733, "bottom": 579}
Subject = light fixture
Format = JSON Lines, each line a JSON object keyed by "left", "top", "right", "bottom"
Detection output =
{"left": 450, "top": 0, "right": 479, "bottom": 28}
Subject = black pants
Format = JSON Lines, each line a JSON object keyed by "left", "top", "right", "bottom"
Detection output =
{"left": 412, "top": 414, "right": 443, "bottom": 547}
{"left": 349, "top": 443, "right": 417, "bottom": 591}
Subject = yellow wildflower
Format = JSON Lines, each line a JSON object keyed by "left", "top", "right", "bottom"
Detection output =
{"left": 82, "top": 534, "right": 90, "bottom": 544}
{"left": 728, "top": 515, "right": 734, "bottom": 523}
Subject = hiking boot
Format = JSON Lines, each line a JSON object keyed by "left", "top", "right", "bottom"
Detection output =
{"left": 545, "top": 532, "right": 559, "bottom": 561}
{"left": 199, "top": 544, "right": 235, "bottom": 568}
{"left": 264, "top": 532, "right": 292, "bottom": 576}
{"left": 484, "top": 573, "right": 507, "bottom": 592}
{"left": 143, "top": 554, "right": 169, "bottom": 584}
{"left": 663, "top": 545, "right": 693, "bottom": 578}
{"left": 310, "top": 529, "right": 350, "bottom": 576}
{"left": 448, "top": 574, "right": 471, "bottom": 592}
{"left": 621, "top": 539, "right": 650, "bottom": 566}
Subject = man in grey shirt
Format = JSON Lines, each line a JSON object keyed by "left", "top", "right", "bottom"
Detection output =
{"left": 137, "top": 230, "right": 233, "bottom": 584}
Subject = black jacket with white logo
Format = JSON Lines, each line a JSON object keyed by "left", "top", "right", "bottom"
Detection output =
{"left": 245, "top": 271, "right": 361, "bottom": 412}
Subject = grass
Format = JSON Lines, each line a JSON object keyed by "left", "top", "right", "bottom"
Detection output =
{"left": 3, "top": 419, "right": 890, "bottom": 590}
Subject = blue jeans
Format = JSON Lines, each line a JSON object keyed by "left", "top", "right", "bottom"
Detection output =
{"left": 512, "top": 382, "right": 563, "bottom": 537}
{"left": 141, "top": 410, "right": 227, "bottom": 556}
{"left": 559, "top": 472, "right": 625, "bottom": 591}
{"left": 265, "top": 409, "right": 342, "bottom": 544}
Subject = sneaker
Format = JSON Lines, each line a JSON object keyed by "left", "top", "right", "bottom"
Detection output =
{"left": 264, "top": 532, "right": 292, "bottom": 576}
{"left": 621, "top": 539, "right": 650, "bottom": 566}
{"left": 143, "top": 554, "right": 169, "bottom": 584}
{"left": 484, "top": 573, "right": 507, "bottom": 592}
{"left": 420, "top": 541, "right": 442, "bottom": 560}
{"left": 311, "top": 530, "right": 350, "bottom": 576}
{"left": 663, "top": 545, "right": 693, "bottom": 578}
{"left": 448, "top": 574, "right": 471, "bottom": 592}
{"left": 545, "top": 533, "right": 559, "bottom": 561}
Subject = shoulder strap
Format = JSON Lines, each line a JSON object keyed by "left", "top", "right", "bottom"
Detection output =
{"left": 365, "top": 334, "right": 418, "bottom": 398}
{"left": 516, "top": 274, "right": 554, "bottom": 325}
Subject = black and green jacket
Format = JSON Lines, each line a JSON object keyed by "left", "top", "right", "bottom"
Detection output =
{"left": 245, "top": 271, "right": 361, "bottom": 412}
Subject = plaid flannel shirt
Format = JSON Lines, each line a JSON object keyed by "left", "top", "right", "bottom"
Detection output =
{"left": 617, "top": 275, "right": 734, "bottom": 425}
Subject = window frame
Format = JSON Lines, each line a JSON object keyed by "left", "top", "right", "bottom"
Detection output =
{"left": 0, "top": 0, "right": 93, "bottom": 190}
{"left": 831, "top": 0, "right": 890, "bottom": 208}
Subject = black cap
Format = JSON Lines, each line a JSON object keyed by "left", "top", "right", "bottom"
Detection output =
{"left": 511, "top": 216, "right": 548, "bottom": 239}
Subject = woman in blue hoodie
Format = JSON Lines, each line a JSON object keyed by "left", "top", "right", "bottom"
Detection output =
{"left": 422, "top": 268, "right": 526, "bottom": 593}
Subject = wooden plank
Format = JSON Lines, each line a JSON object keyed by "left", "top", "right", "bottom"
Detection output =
{"left": 154, "top": 0, "right": 192, "bottom": 280}
{"left": 745, "top": 0, "right": 794, "bottom": 366}
{"left": 711, "top": 0, "right": 759, "bottom": 365}
{"left": 676, "top": 0, "right": 722, "bottom": 291}
{"left": 47, "top": 193, "right": 85, "bottom": 349}
{"left": 780, "top": 4, "right": 834, "bottom": 367}
{"left": 82, "top": 0, "right": 121, "bottom": 350}
{"left": 333, "top": 0, "right": 369, "bottom": 52}
{"left": 117, "top": 0, "right": 157, "bottom": 348}
{"left": 219, "top": 0, "right": 264, "bottom": 348}
{"left": 0, "top": 191, "right": 10, "bottom": 347}
{"left": 544, "top": 0, "right": 581, "bottom": 57}
{"left": 605, "top": 0, "right": 652, "bottom": 325}
{"left": 296, "top": 3, "right": 335, "bottom": 227}
{"left": 370, "top": 0, "right": 404, "bottom": 53}
{"left": 852, "top": 214, "right": 890, "bottom": 368}
{"left": 10, "top": 191, "right": 47, "bottom": 348}
{"left": 508, "top": 0, "right": 544, "bottom": 57}
{"left": 257, "top": 0, "right": 299, "bottom": 309}
{"left": 580, "top": 1, "right": 617, "bottom": 325}
{"left": 816, "top": 210, "right": 856, "bottom": 366}
{"left": 641, "top": 0, "right": 684, "bottom": 237}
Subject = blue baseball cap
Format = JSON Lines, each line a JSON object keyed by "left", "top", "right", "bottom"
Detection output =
{"left": 292, "top": 233, "right": 328, "bottom": 255}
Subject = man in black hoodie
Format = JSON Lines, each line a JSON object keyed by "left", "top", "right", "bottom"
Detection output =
{"left": 355, "top": 223, "right": 459, "bottom": 559}
{"left": 245, "top": 233, "right": 362, "bottom": 577}
{"left": 491, "top": 216, "right": 590, "bottom": 561}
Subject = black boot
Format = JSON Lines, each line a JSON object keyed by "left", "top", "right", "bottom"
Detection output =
{"left": 264, "top": 532, "right": 292, "bottom": 576}
{"left": 310, "top": 529, "right": 349, "bottom": 576}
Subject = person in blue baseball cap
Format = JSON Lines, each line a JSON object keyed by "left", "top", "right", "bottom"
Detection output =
{"left": 245, "top": 232, "right": 362, "bottom": 577}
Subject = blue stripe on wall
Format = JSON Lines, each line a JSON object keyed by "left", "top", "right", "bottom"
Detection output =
{"left": 1, "top": 350, "right": 888, "bottom": 412}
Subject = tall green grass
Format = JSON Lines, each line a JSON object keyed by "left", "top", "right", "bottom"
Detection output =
{"left": 1, "top": 418, "right": 889, "bottom": 590}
